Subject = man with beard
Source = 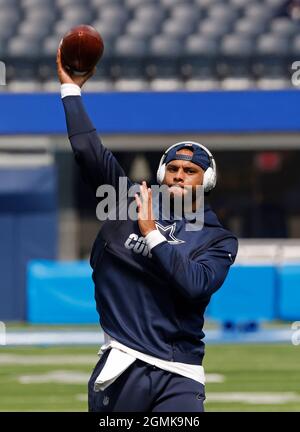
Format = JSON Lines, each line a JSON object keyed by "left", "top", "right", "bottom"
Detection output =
{"left": 57, "top": 47, "right": 238, "bottom": 412}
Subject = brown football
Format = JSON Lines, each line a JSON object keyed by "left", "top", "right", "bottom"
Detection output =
{"left": 60, "top": 25, "right": 104, "bottom": 74}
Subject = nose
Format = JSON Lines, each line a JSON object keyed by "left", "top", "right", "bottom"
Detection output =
{"left": 174, "top": 168, "right": 185, "bottom": 182}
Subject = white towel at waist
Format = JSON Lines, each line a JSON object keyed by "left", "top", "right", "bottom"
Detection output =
{"left": 94, "top": 332, "right": 205, "bottom": 392}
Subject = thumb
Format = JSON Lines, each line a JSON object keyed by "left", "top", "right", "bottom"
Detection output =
{"left": 56, "top": 46, "right": 74, "bottom": 84}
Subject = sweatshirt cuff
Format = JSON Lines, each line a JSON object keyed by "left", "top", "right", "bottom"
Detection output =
{"left": 145, "top": 230, "right": 166, "bottom": 251}
{"left": 61, "top": 83, "right": 81, "bottom": 99}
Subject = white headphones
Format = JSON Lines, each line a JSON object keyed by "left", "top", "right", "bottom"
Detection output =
{"left": 156, "top": 141, "right": 217, "bottom": 192}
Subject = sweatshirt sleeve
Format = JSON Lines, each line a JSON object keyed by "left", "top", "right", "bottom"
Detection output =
{"left": 62, "top": 94, "right": 132, "bottom": 195}
{"left": 149, "top": 235, "right": 238, "bottom": 300}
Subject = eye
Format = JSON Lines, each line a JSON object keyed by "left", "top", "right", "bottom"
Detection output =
{"left": 167, "top": 166, "right": 176, "bottom": 172}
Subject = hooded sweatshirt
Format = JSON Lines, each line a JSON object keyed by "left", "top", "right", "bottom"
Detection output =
{"left": 62, "top": 94, "right": 239, "bottom": 366}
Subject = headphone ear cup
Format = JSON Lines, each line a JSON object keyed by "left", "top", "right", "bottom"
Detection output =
{"left": 156, "top": 163, "right": 166, "bottom": 184}
{"left": 203, "top": 167, "right": 216, "bottom": 192}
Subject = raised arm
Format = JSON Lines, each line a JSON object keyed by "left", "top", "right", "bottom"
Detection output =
{"left": 57, "top": 47, "right": 132, "bottom": 195}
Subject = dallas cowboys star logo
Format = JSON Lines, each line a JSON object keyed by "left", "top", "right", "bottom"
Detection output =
{"left": 155, "top": 222, "right": 185, "bottom": 245}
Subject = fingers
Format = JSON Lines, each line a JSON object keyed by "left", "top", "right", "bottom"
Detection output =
{"left": 136, "top": 181, "right": 154, "bottom": 220}
{"left": 56, "top": 47, "right": 61, "bottom": 71}
{"left": 135, "top": 192, "right": 142, "bottom": 211}
{"left": 56, "top": 44, "right": 77, "bottom": 85}
{"left": 78, "top": 67, "right": 96, "bottom": 86}
{"left": 56, "top": 43, "right": 96, "bottom": 86}
{"left": 56, "top": 45, "right": 68, "bottom": 82}
{"left": 88, "top": 66, "right": 97, "bottom": 79}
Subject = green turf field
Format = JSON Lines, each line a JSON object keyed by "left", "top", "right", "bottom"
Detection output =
{"left": 0, "top": 344, "right": 299, "bottom": 412}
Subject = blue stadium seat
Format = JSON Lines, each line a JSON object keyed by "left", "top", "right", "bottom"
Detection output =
{"left": 229, "top": 0, "right": 253, "bottom": 7}
{"left": 219, "top": 35, "right": 255, "bottom": 78}
{"left": 245, "top": 3, "right": 274, "bottom": 21}
{"left": 0, "top": 39, "right": 7, "bottom": 58}
{"left": 56, "top": 0, "right": 87, "bottom": 7}
{"left": 18, "top": 22, "right": 52, "bottom": 40}
{"left": 257, "top": 33, "right": 290, "bottom": 55}
{"left": 194, "top": 0, "right": 222, "bottom": 7}
{"left": 293, "top": 35, "right": 300, "bottom": 55}
{"left": 185, "top": 34, "right": 219, "bottom": 54}
{"left": 148, "top": 35, "right": 182, "bottom": 80}
{"left": 0, "top": 0, "right": 19, "bottom": 5}
{"left": 92, "top": 0, "right": 123, "bottom": 7}
{"left": 235, "top": 18, "right": 267, "bottom": 37}
{"left": 208, "top": 4, "right": 240, "bottom": 23}
{"left": 270, "top": 17, "right": 299, "bottom": 38}
{"left": 54, "top": 21, "right": 77, "bottom": 37}
{"left": 8, "top": 37, "right": 42, "bottom": 58}
{"left": 98, "top": 5, "right": 129, "bottom": 27}
{"left": 126, "top": 0, "right": 159, "bottom": 7}
{"left": 150, "top": 35, "right": 182, "bottom": 57}
{"left": 161, "top": 0, "right": 194, "bottom": 7}
{"left": 115, "top": 36, "right": 147, "bottom": 57}
{"left": 162, "top": 19, "right": 197, "bottom": 38}
{"left": 126, "top": 20, "right": 159, "bottom": 38}
{"left": 43, "top": 35, "right": 63, "bottom": 57}
{"left": 23, "top": 0, "right": 53, "bottom": 6}
{"left": 170, "top": 4, "right": 202, "bottom": 22}
{"left": 0, "top": 7, "right": 21, "bottom": 27}
{"left": 61, "top": 7, "right": 94, "bottom": 25}
{"left": 24, "top": 9, "right": 57, "bottom": 25}
{"left": 135, "top": 5, "right": 166, "bottom": 26}
{"left": 183, "top": 35, "right": 219, "bottom": 80}
{"left": 92, "top": 20, "right": 122, "bottom": 39}
{"left": 0, "top": 19, "right": 18, "bottom": 41}
{"left": 199, "top": 19, "right": 233, "bottom": 39}
{"left": 264, "top": 0, "right": 286, "bottom": 6}
{"left": 254, "top": 34, "right": 291, "bottom": 79}
{"left": 112, "top": 36, "right": 147, "bottom": 80}
{"left": 0, "top": 0, "right": 295, "bottom": 87}
{"left": 221, "top": 34, "right": 255, "bottom": 56}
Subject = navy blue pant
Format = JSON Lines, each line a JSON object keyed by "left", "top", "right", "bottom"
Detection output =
{"left": 88, "top": 350, "right": 206, "bottom": 412}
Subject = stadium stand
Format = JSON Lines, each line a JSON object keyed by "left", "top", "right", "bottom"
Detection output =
{"left": 0, "top": 0, "right": 298, "bottom": 90}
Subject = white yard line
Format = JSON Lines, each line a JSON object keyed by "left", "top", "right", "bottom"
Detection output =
{"left": 76, "top": 392, "right": 300, "bottom": 405}
{"left": 3, "top": 328, "right": 292, "bottom": 346}
{"left": 0, "top": 354, "right": 98, "bottom": 365}
{"left": 16, "top": 369, "right": 225, "bottom": 384}
{"left": 18, "top": 371, "right": 90, "bottom": 384}
{"left": 207, "top": 392, "right": 300, "bottom": 404}
{"left": 206, "top": 374, "right": 225, "bottom": 383}
{"left": 6, "top": 331, "right": 103, "bottom": 346}
{"left": 16, "top": 368, "right": 300, "bottom": 405}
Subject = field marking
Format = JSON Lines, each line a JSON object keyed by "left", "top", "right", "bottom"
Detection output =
{"left": 17, "top": 369, "right": 225, "bottom": 385}
{"left": 207, "top": 392, "right": 300, "bottom": 404}
{"left": 206, "top": 374, "right": 225, "bottom": 383}
{"left": 6, "top": 331, "right": 103, "bottom": 346}
{"left": 76, "top": 392, "right": 300, "bottom": 405}
{"left": 0, "top": 354, "right": 97, "bottom": 365}
{"left": 76, "top": 394, "right": 88, "bottom": 402}
{"left": 18, "top": 371, "right": 90, "bottom": 384}
{"left": 4, "top": 328, "right": 292, "bottom": 346}
{"left": 0, "top": 355, "right": 224, "bottom": 383}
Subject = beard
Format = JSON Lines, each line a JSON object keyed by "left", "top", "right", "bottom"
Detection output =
{"left": 167, "top": 185, "right": 194, "bottom": 214}
{"left": 168, "top": 184, "right": 197, "bottom": 199}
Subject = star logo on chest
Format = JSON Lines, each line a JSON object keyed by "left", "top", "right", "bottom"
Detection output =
{"left": 155, "top": 222, "right": 185, "bottom": 245}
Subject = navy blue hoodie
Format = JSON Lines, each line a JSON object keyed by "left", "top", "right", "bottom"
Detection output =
{"left": 63, "top": 95, "right": 238, "bottom": 365}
